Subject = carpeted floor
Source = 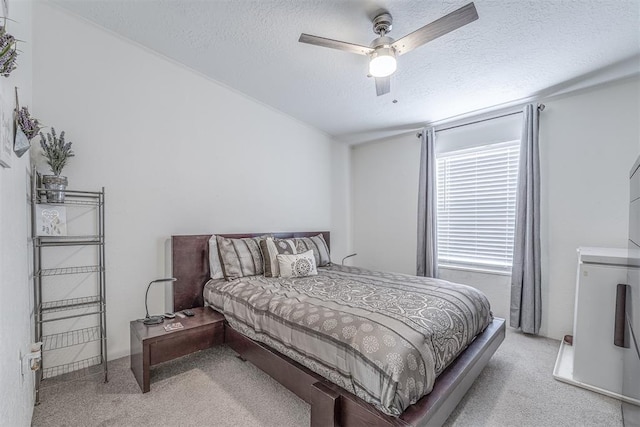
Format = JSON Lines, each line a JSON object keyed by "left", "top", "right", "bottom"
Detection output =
{"left": 32, "top": 328, "right": 622, "bottom": 427}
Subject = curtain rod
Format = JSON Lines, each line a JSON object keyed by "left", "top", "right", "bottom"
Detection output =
{"left": 416, "top": 103, "right": 546, "bottom": 138}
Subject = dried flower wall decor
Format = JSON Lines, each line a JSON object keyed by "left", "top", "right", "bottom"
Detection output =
{"left": 0, "top": 23, "right": 17, "bottom": 77}
{"left": 17, "top": 106, "right": 40, "bottom": 139}
{"left": 14, "top": 87, "right": 42, "bottom": 157}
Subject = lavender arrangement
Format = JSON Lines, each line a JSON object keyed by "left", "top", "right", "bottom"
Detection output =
{"left": 40, "top": 128, "right": 74, "bottom": 176}
{"left": 0, "top": 25, "right": 17, "bottom": 77}
{"left": 16, "top": 107, "right": 41, "bottom": 140}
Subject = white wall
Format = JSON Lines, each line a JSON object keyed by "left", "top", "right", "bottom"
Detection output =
{"left": 352, "top": 133, "right": 420, "bottom": 275}
{"left": 539, "top": 77, "right": 640, "bottom": 339}
{"left": 32, "top": 3, "right": 343, "bottom": 360}
{"left": 0, "top": 1, "right": 34, "bottom": 425}
{"left": 330, "top": 141, "right": 352, "bottom": 263}
{"left": 351, "top": 77, "right": 640, "bottom": 340}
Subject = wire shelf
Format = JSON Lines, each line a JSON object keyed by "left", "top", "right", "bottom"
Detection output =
{"left": 35, "top": 188, "right": 103, "bottom": 203}
{"left": 42, "top": 355, "right": 103, "bottom": 380}
{"left": 42, "top": 326, "right": 104, "bottom": 351}
{"left": 40, "top": 296, "right": 103, "bottom": 314}
{"left": 36, "top": 236, "right": 103, "bottom": 247}
{"left": 37, "top": 265, "right": 103, "bottom": 277}
{"left": 35, "top": 198, "right": 101, "bottom": 207}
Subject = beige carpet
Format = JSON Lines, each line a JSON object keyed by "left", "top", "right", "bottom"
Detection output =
{"left": 32, "top": 328, "right": 622, "bottom": 427}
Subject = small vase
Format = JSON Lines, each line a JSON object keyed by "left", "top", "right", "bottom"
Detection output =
{"left": 13, "top": 126, "right": 30, "bottom": 158}
{"left": 42, "top": 175, "right": 68, "bottom": 203}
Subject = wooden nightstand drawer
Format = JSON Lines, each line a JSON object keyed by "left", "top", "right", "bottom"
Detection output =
{"left": 149, "top": 323, "right": 223, "bottom": 365}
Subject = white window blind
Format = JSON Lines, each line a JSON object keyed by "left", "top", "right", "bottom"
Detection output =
{"left": 436, "top": 140, "right": 520, "bottom": 272}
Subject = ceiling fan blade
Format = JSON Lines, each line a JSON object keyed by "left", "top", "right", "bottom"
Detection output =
{"left": 375, "top": 76, "right": 390, "bottom": 96}
{"left": 299, "top": 33, "right": 373, "bottom": 55}
{"left": 392, "top": 2, "right": 478, "bottom": 55}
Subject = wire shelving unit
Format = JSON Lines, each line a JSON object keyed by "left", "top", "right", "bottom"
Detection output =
{"left": 31, "top": 172, "right": 108, "bottom": 404}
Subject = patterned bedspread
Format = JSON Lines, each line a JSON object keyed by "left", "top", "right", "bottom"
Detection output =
{"left": 204, "top": 264, "right": 492, "bottom": 416}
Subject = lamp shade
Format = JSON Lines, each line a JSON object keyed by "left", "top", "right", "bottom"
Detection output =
{"left": 369, "top": 47, "right": 397, "bottom": 77}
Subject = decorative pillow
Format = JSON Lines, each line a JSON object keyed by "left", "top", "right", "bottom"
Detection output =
{"left": 293, "top": 234, "right": 331, "bottom": 267}
{"left": 259, "top": 237, "right": 297, "bottom": 278}
{"left": 277, "top": 250, "right": 318, "bottom": 278}
{"left": 208, "top": 235, "right": 225, "bottom": 279}
{"left": 216, "top": 235, "right": 265, "bottom": 280}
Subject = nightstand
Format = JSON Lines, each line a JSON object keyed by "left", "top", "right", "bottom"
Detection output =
{"left": 130, "top": 306, "right": 225, "bottom": 392}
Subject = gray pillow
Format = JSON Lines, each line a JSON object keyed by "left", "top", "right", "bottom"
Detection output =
{"left": 293, "top": 234, "right": 331, "bottom": 267}
{"left": 259, "top": 237, "right": 297, "bottom": 278}
{"left": 216, "top": 235, "right": 265, "bottom": 280}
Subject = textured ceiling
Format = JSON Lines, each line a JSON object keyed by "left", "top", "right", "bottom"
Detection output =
{"left": 53, "top": 0, "right": 640, "bottom": 143}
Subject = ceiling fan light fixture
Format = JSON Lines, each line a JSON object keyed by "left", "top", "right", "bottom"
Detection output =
{"left": 369, "top": 47, "right": 397, "bottom": 77}
{"left": 299, "top": 2, "right": 479, "bottom": 95}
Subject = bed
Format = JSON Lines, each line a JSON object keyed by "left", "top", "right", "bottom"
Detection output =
{"left": 171, "top": 232, "right": 505, "bottom": 427}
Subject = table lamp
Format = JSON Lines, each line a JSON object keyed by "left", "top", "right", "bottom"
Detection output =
{"left": 143, "top": 278, "right": 177, "bottom": 325}
{"left": 341, "top": 253, "right": 357, "bottom": 265}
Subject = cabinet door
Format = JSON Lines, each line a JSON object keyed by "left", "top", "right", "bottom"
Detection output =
{"left": 573, "top": 263, "right": 627, "bottom": 394}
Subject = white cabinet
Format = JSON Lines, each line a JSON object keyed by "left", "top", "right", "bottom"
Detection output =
{"left": 573, "top": 250, "right": 626, "bottom": 393}
{"left": 553, "top": 247, "right": 640, "bottom": 405}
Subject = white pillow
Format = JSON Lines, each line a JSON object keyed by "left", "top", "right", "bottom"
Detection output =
{"left": 208, "top": 235, "right": 224, "bottom": 279}
{"left": 277, "top": 250, "right": 318, "bottom": 278}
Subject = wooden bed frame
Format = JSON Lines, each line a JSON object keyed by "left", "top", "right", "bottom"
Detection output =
{"left": 171, "top": 232, "right": 505, "bottom": 427}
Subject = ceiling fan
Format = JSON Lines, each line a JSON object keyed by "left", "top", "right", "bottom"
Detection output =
{"left": 298, "top": 2, "right": 478, "bottom": 96}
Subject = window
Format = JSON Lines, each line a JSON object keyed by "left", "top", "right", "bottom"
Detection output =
{"left": 436, "top": 140, "right": 520, "bottom": 272}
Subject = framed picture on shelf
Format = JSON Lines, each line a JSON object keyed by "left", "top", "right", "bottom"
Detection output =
{"left": 35, "top": 204, "right": 67, "bottom": 236}
{"left": 0, "top": 95, "right": 11, "bottom": 168}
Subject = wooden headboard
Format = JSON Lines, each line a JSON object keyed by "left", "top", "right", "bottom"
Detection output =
{"left": 171, "top": 232, "right": 330, "bottom": 311}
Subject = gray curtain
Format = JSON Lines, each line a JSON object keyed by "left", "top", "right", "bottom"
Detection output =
{"left": 417, "top": 128, "right": 438, "bottom": 278}
{"left": 510, "top": 104, "right": 542, "bottom": 334}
